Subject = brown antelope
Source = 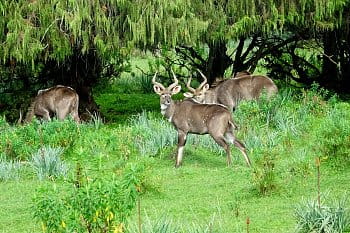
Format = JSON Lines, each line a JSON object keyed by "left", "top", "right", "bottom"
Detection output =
{"left": 184, "top": 70, "right": 278, "bottom": 112}
{"left": 24, "top": 85, "right": 80, "bottom": 123}
{"left": 152, "top": 71, "right": 251, "bottom": 168}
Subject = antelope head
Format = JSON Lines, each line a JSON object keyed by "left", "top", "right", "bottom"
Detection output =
{"left": 152, "top": 71, "right": 181, "bottom": 114}
{"left": 184, "top": 70, "right": 210, "bottom": 103}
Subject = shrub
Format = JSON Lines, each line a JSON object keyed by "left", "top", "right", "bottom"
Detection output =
{"left": 0, "top": 159, "right": 21, "bottom": 181}
{"left": 31, "top": 146, "right": 68, "bottom": 180}
{"left": 295, "top": 197, "right": 350, "bottom": 233}
{"left": 314, "top": 104, "right": 350, "bottom": 167}
{"left": 251, "top": 152, "right": 278, "bottom": 195}
{"left": 33, "top": 164, "right": 143, "bottom": 233}
{"left": 0, "top": 119, "right": 79, "bottom": 160}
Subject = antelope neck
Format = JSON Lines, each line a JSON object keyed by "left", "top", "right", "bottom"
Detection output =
{"left": 161, "top": 102, "right": 176, "bottom": 122}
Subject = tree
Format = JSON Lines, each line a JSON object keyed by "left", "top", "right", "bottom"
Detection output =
{"left": 0, "top": 0, "right": 207, "bottom": 121}
{"left": 1, "top": 0, "right": 349, "bottom": 121}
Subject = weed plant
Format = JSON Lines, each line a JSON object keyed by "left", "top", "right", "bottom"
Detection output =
{"left": 31, "top": 146, "right": 68, "bottom": 180}
{"left": 33, "top": 164, "right": 144, "bottom": 233}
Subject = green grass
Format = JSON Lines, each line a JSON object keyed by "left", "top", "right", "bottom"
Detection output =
{"left": 0, "top": 80, "right": 350, "bottom": 232}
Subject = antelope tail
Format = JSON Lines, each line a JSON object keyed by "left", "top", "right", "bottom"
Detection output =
{"left": 228, "top": 120, "right": 239, "bottom": 131}
{"left": 17, "top": 110, "right": 23, "bottom": 125}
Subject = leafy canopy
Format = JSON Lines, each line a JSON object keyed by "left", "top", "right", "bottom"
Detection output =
{"left": 0, "top": 0, "right": 348, "bottom": 67}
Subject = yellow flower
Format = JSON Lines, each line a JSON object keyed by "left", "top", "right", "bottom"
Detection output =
{"left": 61, "top": 220, "right": 66, "bottom": 228}
{"left": 113, "top": 223, "right": 124, "bottom": 233}
{"left": 109, "top": 211, "right": 114, "bottom": 220}
{"left": 41, "top": 222, "right": 47, "bottom": 232}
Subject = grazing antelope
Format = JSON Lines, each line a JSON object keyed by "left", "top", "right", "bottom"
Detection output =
{"left": 152, "top": 71, "right": 251, "bottom": 168}
{"left": 24, "top": 85, "right": 80, "bottom": 123}
{"left": 184, "top": 70, "right": 278, "bottom": 112}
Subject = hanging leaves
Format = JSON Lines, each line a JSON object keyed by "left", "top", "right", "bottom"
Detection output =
{"left": 0, "top": 0, "right": 349, "bottom": 68}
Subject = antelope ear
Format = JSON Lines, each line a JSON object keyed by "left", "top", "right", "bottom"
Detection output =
{"left": 183, "top": 92, "right": 193, "bottom": 98}
{"left": 153, "top": 85, "right": 164, "bottom": 95}
{"left": 202, "top": 84, "right": 210, "bottom": 92}
{"left": 171, "top": 85, "right": 181, "bottom": 95}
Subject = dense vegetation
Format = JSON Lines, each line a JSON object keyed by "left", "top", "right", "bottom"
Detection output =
{"left": 1, "top": 0, "right": 349, "bottom": 122}
{"left": 1, "top": 0, "right": 350, "bottom": 232}
{"left": 1, "top": 73, "right": 349, "bottom": 232}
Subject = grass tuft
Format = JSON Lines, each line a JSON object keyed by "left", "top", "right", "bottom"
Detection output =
{"left": 295, "top": 196, "right": 350, "bottom": 233}
{"left": 31, "top": 146, "right": 68, "bottom": 180}
{"left": 0, "top": 159, "right": 21, "bottom": 181}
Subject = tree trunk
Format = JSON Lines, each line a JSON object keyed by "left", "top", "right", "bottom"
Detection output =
{"left": 321, "top": 31, "right": 340, "bottom": 89}
{"left": 206, "top": 41, "right": 232, "bottom": 86}
{"left": 39, "top": 49, "right": 100, "bottom": 120}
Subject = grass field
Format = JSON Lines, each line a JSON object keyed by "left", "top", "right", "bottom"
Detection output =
{"left": 0, "top": 72, "right": 350, "bottom": 232}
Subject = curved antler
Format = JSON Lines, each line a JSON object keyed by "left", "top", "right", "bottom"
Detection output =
{"left": 186, "top": 76, "right": 196, "bottom": 92}
{"left": 197, "top": 69, "right": 208, "bottom": 89}
{"left": 168, "top": 69, "right": 179, "bottom": 90}
{"left": 151, "top": 72, "right": 165, "bottom": 89}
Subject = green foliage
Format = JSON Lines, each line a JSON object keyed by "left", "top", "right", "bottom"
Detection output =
{"left": 1, "top": 84, "right": 350, "bottom": 232}
{"left": 33, "top": 164, "right": 144, "bottom": 233}
{"left": 0, "top": 159, "right": 21, "bottom": 181}
{"left": 0, "top": 120, "right": 80, "bottom": 160}
{"left": 31, "top": 146, "right": 68, "bottom": 180}
{"left": 252, "top": 152, "right": 278, "bottom": 195}
{"left": 129, "top": 217, "right": 179, "bottom": 233}
{"left": 295, "top": 197, "right": 350, "bottom": 233}
{"left": 95, "top": 93, "right": 159, "bottom": 123}
{"left": 312, "top": 103, "right": 350, "bottom": 167}
{"left": 127, "top": 216, "right": 221, "bottom": 233}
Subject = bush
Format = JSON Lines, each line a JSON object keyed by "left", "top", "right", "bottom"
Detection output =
{"left": 251, "top": 152, "right": 278, "bottom": 195}
{"left": 33, "top": 164, "right": 144, "bottom": 233}
{"left": 0, "top": 119, "right": 79, "bottom": 160}
{"left": 31, "top": 146, "right": 68, "bottom": 180}
{"left": 295, "top": 197, "right": 350, "bottom": 233}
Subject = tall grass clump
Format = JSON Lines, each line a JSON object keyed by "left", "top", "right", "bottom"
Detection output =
{"left": 127, "top": 216, "right": 221, "bottom": 233}
{"left": 127, "top": 217, "right": 179, "bottom": 233}
{"left": 87, "top": 111, "right": 104, "bottom": 130}
{"left": 130, "top": 111, "right": 176, "bottom": 156}
{"left": 295, "top": 197, "right": 350, "bottom": 233}
{"left": 0, "top": 160, "right": 21, "bottom": 181}
{"left": 138, "top": 74, "right": 154, "bottom": 93}
{"left": 0, "top": 115, "right": 9, "bottom": 130}
{"left": 31, "top": 146, "right": 68, "bottom": 180}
